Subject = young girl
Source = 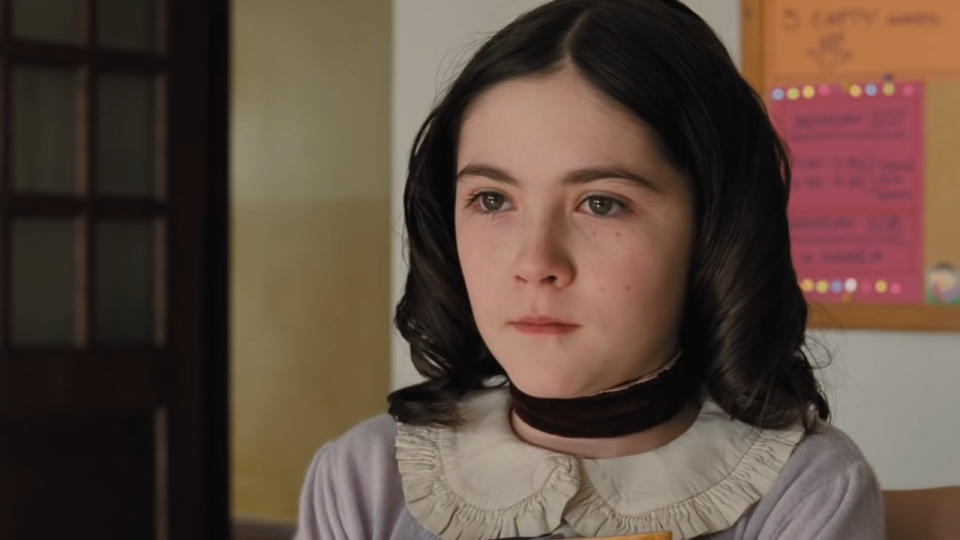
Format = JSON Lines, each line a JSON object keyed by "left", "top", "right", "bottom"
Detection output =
{"left": 296, "top": 1, "right": 884, "bottom": 538}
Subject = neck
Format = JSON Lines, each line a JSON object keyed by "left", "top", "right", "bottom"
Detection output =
{"left": 510, "top": 400, "right": 701, "bottom": 458}
{"left": 508, "top": 350, "right": 695, "bottom": 438}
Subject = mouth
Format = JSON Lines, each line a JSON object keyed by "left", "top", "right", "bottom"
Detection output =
{"left": 510, "top": 316, "right": 580, "bottom": 335}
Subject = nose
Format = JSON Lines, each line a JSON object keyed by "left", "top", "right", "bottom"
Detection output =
{"left": 512, "top": 215, "right": 575, "bottom": 288}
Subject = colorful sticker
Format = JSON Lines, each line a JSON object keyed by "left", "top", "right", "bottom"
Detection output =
{"left": 927, "top": 264, "right": 960, "bottom": 304}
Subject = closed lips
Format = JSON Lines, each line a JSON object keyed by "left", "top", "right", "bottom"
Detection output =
{"left": 513, "top": 316, "right": 577, "bottom": 326}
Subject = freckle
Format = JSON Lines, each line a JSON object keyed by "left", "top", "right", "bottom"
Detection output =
{"left": 625, "top": 285, "right": 632, "bottom": 291}
{"left": 600, "top": 287, "right": 606, "bottom": 292}
{"left": 616, "top": 232, "right": 621, "bottom": 238}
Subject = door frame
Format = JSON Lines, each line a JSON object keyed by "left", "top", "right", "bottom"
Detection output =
{"left": 166, "top": 0, "right": 230, "bottom": 538}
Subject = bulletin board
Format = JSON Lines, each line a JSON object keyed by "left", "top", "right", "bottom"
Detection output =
{"left": 742, "top": 0, "right": 960, "bottom": 330}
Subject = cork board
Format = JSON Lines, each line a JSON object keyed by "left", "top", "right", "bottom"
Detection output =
{"left": 742, "top": 0, "right": 960, "bottom": 330}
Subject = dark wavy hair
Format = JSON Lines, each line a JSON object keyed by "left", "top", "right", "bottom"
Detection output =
{"left": 389, "top": 0, "right": 829, "bottom": 431}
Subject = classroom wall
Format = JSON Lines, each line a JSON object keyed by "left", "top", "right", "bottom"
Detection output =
{"left": 231, "top": 0, "right": 392, "bottom": 522}
{"left": 390, "top": 0, "right": 960, "bottom": 489}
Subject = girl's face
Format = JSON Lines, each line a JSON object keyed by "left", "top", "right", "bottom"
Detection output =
{"left": 454, "top": 67, "right": 696, "bottom": 398}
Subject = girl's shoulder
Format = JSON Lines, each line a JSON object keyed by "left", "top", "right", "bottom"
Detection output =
{"left": 791, "top": 420, "right": 875, "bottom": 473}
{"left": 779, "top": 419, "right": 882, "bottom": 505}
{"left": 722, "top": 420, "right": 884, "bottom": 539}
{"left": 306, "top": 412, "right": 401, "bottom": 490}
{"left": 295, "top": 414, "right": 425, "bottom": 539}
{"left": 320, "top": 413, "right": 398, "bottom": 463}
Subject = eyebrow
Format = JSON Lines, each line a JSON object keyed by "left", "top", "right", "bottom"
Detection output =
{"left": 455, "top": 163, "right": 660, "bottom": 191}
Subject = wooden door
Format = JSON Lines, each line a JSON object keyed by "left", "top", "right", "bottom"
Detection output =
{"left": 0, "top": 1, "right": 228, "bottom": 539}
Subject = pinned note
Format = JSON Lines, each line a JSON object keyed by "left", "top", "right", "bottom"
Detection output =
{"left": 769, "top": 82, "right": 925, "bottom": 304}
{"left": 765, "top": 0, "right": 960, "bottom": 86}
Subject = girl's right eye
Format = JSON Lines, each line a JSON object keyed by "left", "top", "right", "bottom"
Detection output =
{"left": 470, "top": 191, "right": 512, "bottom": 213}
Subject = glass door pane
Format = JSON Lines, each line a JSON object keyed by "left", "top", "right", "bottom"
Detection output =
{"left": 98, "top": 0, "right": 157, "bottom": 52}
{"left": 10, "top": 219, "right": 78, "bottom": 347}
{"left": 96, "top": 73, "right": 158, "bottom": 198}
{"left": 12, "top": 0, "right": 82, "bottom": 44}
{"left": 12, "top": 65, "right": 80, "bottom": 195}
{"left": 95, "top": 219, "right": 157, "bottom": 344}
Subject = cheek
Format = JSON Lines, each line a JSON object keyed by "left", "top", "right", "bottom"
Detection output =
{"left": 583, "top": 255, "right": 652, "bottom": 321}
{"left": 456, "top": 224, "right": 508, "bottom": 317}
{"left": 457, "top": 225, "right": 493, "bottom": 276}
{"left": 584, "top": 231, "right": 691, "bottom": 320}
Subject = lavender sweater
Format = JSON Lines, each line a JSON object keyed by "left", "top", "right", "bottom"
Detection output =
{"left": 295, "top": 414, "right": 884, "bottom": 539}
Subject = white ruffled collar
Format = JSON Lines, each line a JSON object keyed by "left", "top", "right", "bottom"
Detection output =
{"left": 395, "top": 388, "right": 805, "bottom": 540}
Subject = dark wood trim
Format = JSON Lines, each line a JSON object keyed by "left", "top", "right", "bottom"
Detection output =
{"left": 0, "top": 195, "right": 169, "bottom": 217}
{"left": 232, "top": 518, "right": 296, "bottom": 540}
{"left": 80, "top": 0, "right": 93, "bottom": 48}
{"left": 203, "top": 0, "right": 231, "bottom": 530}
{"left": 201, "top": 0, "right": 231, "bottom": 532}
{"left": 0, "top": 0, "right": 9, "bottom": 351}
{"left": 3, "top": 345, "right": 169, "bottom": 358}
{"left": 76, "top": 66, "right": 90, "bottom": 194}
{"left": 74, "top": 214, "right": 88, "bottom": 346}
{"left": 0, "top": 216, "right": 7, "bottom": 349}
{"left": 0, "top": 41, "right": 166, "bottom": 71}
{"left": 166, "top": 0, "right": 230, "bottom": 538}
{"left": 155, "top": 73, "right": 169, "bottom": 200}
{"left": 0, "top": 19, "right": 8, "bottom": 352}
{"left": 84, "top": 2, "right": 96, "bottom": 347}
{"left": 155, "top": 217, "right": 168, "bottom": 347}
{"left": 0, "top": 0, "right": 9, "bottom": 42}
{"left": 0, "top": 7, "right": 7, "bottom": 201}
{"left": 0, "top": 350, "right": 168, "bottom": 417}
{"left": 155, "top": 0, "right": 170, "bottom": 55}
{"left": 155, "top": 407, "right": 170, "bottom": 540}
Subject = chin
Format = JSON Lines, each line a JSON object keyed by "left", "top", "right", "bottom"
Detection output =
{"left": 506, "top": 371, "right": 592, "bottom": 399}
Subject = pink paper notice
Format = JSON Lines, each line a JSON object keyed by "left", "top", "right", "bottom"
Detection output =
{"left": 768, "top": 83, "right": 925, "bottom": 304}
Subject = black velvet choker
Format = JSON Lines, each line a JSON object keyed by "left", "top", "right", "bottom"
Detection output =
{"left": 508, "top": 352, "right": 694, "bottom": 438}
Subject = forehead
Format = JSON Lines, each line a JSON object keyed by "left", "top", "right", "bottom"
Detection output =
{"left": 457, "top": 68, "right": 668, "bottom": 172}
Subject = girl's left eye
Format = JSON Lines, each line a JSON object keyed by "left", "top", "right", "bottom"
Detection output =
{"left": 579, "top": 196, "right": 627, "bottom": 217}
{"left": 469, "top": 191, "right": 513, "bottom": 213}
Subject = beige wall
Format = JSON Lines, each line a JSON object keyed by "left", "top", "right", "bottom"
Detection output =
{"left": 231, "top": 0, "right": 392, "bottom": 522}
